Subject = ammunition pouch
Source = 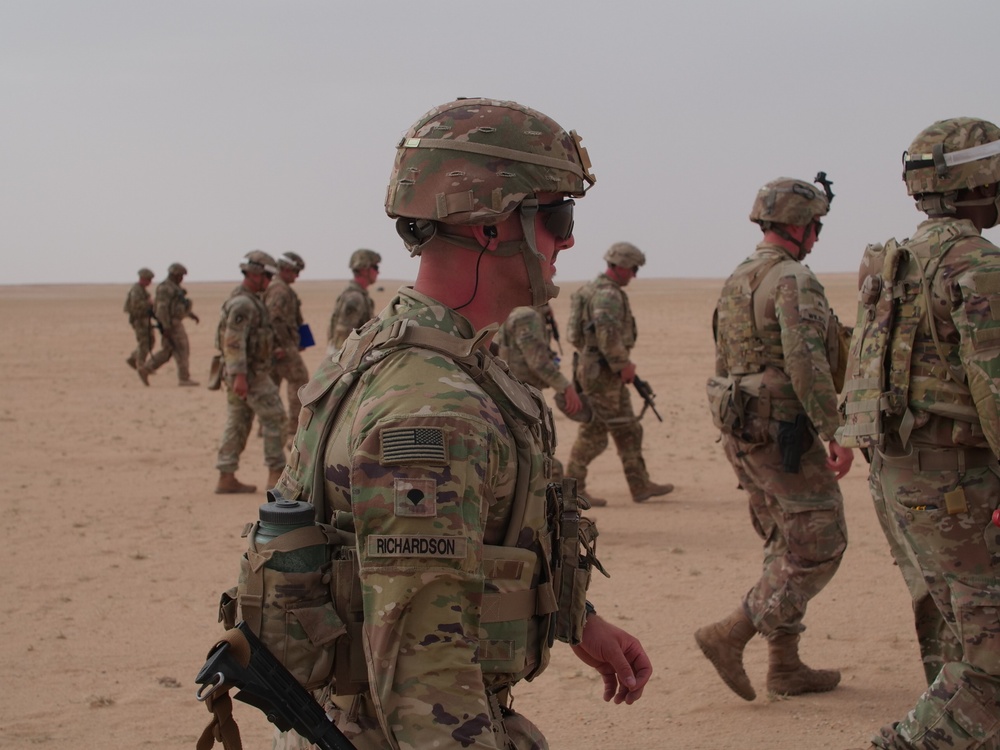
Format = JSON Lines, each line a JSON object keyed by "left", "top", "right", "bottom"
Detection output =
{"left": 207, "top": 354, "right": 224, "bottom": 391}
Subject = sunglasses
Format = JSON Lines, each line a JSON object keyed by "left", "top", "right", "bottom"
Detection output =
{"left": 370, "top": 265, "right": 379, "bottom": 273}
{"left": 538, "top": 199, "right": 575, "bottom": 240}
{"left": 264, "top": 271, "right": 274, "bottom": 280}
{"left": 813, "top": 219, "right": 823, "bottom": 237}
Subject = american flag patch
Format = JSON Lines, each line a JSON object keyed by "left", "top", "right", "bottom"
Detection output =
{"left": 380, "top": 427, "right": 447, "bottom": 464}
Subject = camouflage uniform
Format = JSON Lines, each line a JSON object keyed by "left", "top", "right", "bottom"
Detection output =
{"left": 147, "top": 271, "right": 196, "bottom": 383}
{"left": 715, "top": 241, "right": 848, "bottom": 637}
{"left": 839, "top": 118, "right": 1000, "bottom": 750}
{"left": 274, "top": 288, "right": 562, "bottom": 749}
{"left": 124, "top": 275, "right": 154, "bottom": 370}
{"left": 328, "top": 280, "right": 375, "bottom": 351}
{"left": 215, "top": 284, "right": 286, "bottom": 475}
{"left": 497, "top": 304, "right": 571, "bottom": 480}
{"left": 566, "top": 273, "right": 652, "bottom": 497}
{"left": 265, "top": 275, "right": 309, "bottom": 438}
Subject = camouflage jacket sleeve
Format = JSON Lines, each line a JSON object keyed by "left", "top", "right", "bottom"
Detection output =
{"left": 946, "top": 237, "right": 1000, "bottom": 456}
{"left": 220, "top": 296, "right": 258, "bottom": 376}
{"left": 341, "top": 349, "right": 512, "bottom": 749}
{"left": 265, "top": 283, "right": 299, "bottom": 351}
{"left": 774, "top": 266, "right": 840, "bottom": 440}
{"left": 510, "top": 313, "right": 571, "bottom": 392}
{"left": 591, "top": 285, "right": 632, "bottom": 372}
{"left": 329, "top": 288, "right": 367, "bottom": 345}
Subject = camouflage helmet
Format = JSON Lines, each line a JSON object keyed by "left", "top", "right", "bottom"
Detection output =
{"left": 137, "top": 267, "right": 154, "bottom": 280}
{"left": 604, "top": 242, "right": 646, "bottom": 268}
{"left": 903, "top": 117, "right": 1000, "bottom": 214}
{"left": 277, "top": 251, "right": 305, "bottom": 271}
{"left": 749, "top": 178, "right": 829, "bottom": 228}
{"left": 240, "top": 250, "right": 277, "bottom": 275}
{"left": 349, "top": 249, "right": 381, "bottom": 272}
{"left": 167, "top": 262, "right": 188, "bottom": 276}
{"left": 385, "top": 98, "right": 596, "bottom": 231}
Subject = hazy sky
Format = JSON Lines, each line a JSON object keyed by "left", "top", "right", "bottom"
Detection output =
{"left": 3, "top": 1, "right": 999, "bottom": 286}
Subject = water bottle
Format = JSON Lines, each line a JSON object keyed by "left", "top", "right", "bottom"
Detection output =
{"left": 254, "top": 490, "right": 326, "bottom": 573}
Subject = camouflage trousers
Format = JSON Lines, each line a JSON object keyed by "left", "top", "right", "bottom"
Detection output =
{"left": 567, "top": 369, "right": 649, "bottom": 495}
{"left": 215, "top": 373, "right": 286, "bottom": 473}
{"left": 270, "top": 349, "right": 309, "bottom": 440}
{"left": 722, "top": 417, "right": 847, "bottom": 637}
{"left": 147, "top": 321, "right": 192, "bottom": 381}
{"left": 128, "top": 320, "right": 154, "bottom": 368}
{"left": 273, "top": 688, "right": 548, "bottom": 750}
{"left": 868, "top": 447, "right": 1000, "bottom": 750}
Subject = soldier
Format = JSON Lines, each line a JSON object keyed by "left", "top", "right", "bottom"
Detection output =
{"left": 326, "top": 248, "right": 380, "bottom": 352}
{"left": 839, "top": 118, "right": 1000, "bottom": 750}
{"left": 124, "top": 267, "right": 155, "bottom": 384}
{"left": 565, "top": 242, "right": 674, "bottom": 506}
{"left": 146, "top": 261, "right": 200, "bottom": 386}
{"left": 271, "top": 98, "right": 651, "bottom": 749}
{"left": 265, "top": 251, "right": 310, "bottom": 445}
{"left": 214, "top": 250, "right": 286, "bottom": 494}
{"left": 696, "top": 176, "right": 853, "bottom": 702}
{"left": 496, "top": 303, "right": 584, "bottom": 483}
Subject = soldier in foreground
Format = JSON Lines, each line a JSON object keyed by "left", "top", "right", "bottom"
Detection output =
{"left": 124, "top": 267, "right": 155, "bottom": 384}
{"left": 272, "top": 98, "right": 651, "bottom": 749}
{"left": 496, "top": 302, "right": 584, "bottom": 484}
{"left": 146, "top": 261, "right": 200, "bottom": 386}
{"left": 213, "top": 251, "right": 286, "bottom": 494}
{"left": 265, "top": 251, "right": 310, "bottom": 446}
{"left": 565, "top": 242, "right": 673, "bottom": 506}
{"left": 326, "top": 248, "right": 380, "bottom": 353}
{"left": 697, "top": 176, "right": 852, "bottom": 701}
{"left": 839, "top": 118, "right": 1000, "bottom": 750}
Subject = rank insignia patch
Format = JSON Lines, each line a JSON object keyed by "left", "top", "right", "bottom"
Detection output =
{"left": 381, "top": 426, "right": 447, "bottom": 464}
{"left": 394, "top": 478, "right": 437, "bottom": 517}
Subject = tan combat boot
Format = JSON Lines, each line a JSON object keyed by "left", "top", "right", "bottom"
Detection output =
{"left": 694, "top": 608, "right": 757, "bottom": 700}
{"left": 766, "top": 633, "right": 841, "bottom": 696}
{"left": 137, "top": 366, "right": 150, "bottom": 386}
{"left": 126, "top": 355, "right": 137, "bottom": 370}
{"left": 215, "top": 472, "right": 257, "bottom": 494}
{"left": 632, "top": 481, "right": 674, "bottom": 503}
{"left": 179, "top": 379, "right": 200, "bottom": 387}
{"left": 267, "top": 467, "right": 283, "bottom": 489}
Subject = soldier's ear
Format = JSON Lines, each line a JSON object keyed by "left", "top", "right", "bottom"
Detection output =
{"left": 471, "top": 226, "right": 500, "bottom": 252}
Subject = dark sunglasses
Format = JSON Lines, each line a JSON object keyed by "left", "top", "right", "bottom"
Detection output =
{"left": 813, "top": 219, "right": 823, "bottom": 237}
{"left": 537, "top": 199, "right": 575, "bottom": 240}
{"left": 370, "top": 265, "right": 379, "bottom": 273}
{"left": 264, "top": 271, "right": 274, "bottom": 280}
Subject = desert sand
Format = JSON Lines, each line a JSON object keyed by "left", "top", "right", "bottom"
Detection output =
{"left": 0, "top": 274, "right": 924, "bottom": 749}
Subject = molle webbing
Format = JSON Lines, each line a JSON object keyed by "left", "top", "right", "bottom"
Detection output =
{"left": 718, "top": 255, "right": 785, "bottom": 376}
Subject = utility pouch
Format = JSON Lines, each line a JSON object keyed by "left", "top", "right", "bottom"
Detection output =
{"left": 234, "top": 523, "right": 346, "bottom": 691}
{"left": 706, "top": 375, "right": 738, "bottom": 433}
{"left": 547, "top": 477, "right": 608, "bottom": 645}
{"left": 207, "top": 354, "right": 224, "bottom": 391}
{"left": 776, "top": 414, "right": 813, "bottom": 474}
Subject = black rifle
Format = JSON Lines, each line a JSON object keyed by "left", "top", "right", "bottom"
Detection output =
{"left": 632, "top": 375, "right": 663, "bottom": 423}
{"left": 195, "top": 621, "right": 356, "bottom": 750}
{"left": 543, "top": 307, "right": 563, "bottom": 356}
{"left": 150, "top": 313, "right": 176, "bottom": 347}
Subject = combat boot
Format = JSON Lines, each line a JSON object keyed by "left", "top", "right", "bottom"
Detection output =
{"left": 126, "top": 355, "right": 137, "bottom": 370}
{"left": 267, "top": 467, "right": 283, "bottom": 489}
{"left": 137, "top": 366, "right": 150, "bottom": 386}
{"left": 215, "top": 472, "right": 257, "bottom": 494}
{"left": 179, "top": 378, "right": 200, "bottom": 387}
{"left": 766, "top": 633, "right": 841, "bottom": 696}
{"left": 694, "top": 608, "right": 757, "bottom": 701}
{"left": 579, "top": 490, "right": 607, "bottom": 508}
{"left": 631, "top": 481, "right": 674, "bottom": 503}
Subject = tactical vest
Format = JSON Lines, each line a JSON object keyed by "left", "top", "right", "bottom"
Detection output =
{"left": 716, "top": 254, "right": 786, "bottom": 376}
{"left": 273, "top": 312, "right": 592, "bottom": 695}
{"left": 839, "top": 223, "right": 979, "bottom": 449}
{"left": 215, "top": 287, "right": 273, "bottom": 371}
{"left": 567, "top": 277, "right": 636, "bottom": 352}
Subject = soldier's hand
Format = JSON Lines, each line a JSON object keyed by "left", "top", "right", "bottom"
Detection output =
{"left": 561, "top": 385, "right": 583, "bottom": 415}
{"left": 826, "top": 439, "right": 853, "bottom": 480}
{"left": 571, "top": 615, "right": 652, "bottom": 705}
{"left": 619, "top": 361, "right": 637, "bottom": 384}
{"left": 233, "top": 373, "right": 249, "bottom": 399}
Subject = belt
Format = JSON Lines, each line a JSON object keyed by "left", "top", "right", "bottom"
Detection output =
{"left": 878, "top": 446, "right": 997, "bottom": 472}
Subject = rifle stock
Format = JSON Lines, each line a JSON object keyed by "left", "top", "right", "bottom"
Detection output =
{"left": 632, "top": 375, "right": 663, "bottom": 423}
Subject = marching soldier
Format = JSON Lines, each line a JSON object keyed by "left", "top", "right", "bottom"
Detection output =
{"left": 265, "top": 251, "right": 310, "bottom": 445}
{"left": 124, "top": 267, "right": 155, "bottom": 384}
{"left": 327, "top": 249, "right": 380, "bottom": 352}
{"left": 146, "top": 262, "right": 200, "bottom": 386}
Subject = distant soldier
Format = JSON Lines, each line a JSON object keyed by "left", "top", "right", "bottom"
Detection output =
{"left": 327, "top": 248, "right": 380, "bottom": 352}
{"left": 214, "top": 250, "right": 286, "bottom": 494}
{"left": 146, "top": 262, "right": 200, "bottom": 386}
{"left": 265, "top": 251, "right": 309, "bottom": 445}
{"left": 566, "top": 242, "right": 674, "bottom": 506}
{"left": 697, "top": 176, "right": 852, "bottom": 703}
{"left": 496, "top": 303, "right": 584, "bottom": 481}
{"left": 124, "top": 267, "right": 155, "bottom": 384}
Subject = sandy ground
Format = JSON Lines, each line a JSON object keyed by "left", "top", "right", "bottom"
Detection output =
{"left": 0, "top": 274, "right": 925, "bottom": 750}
